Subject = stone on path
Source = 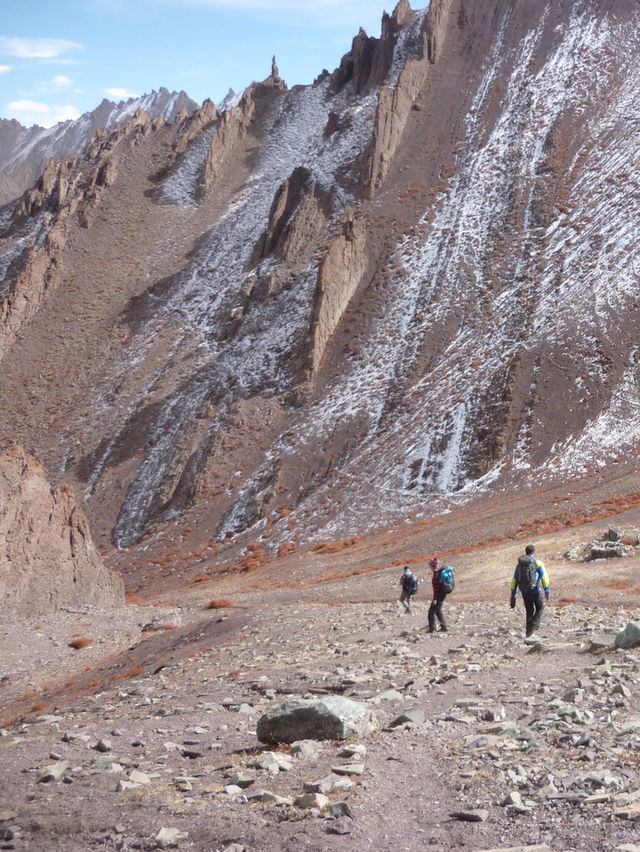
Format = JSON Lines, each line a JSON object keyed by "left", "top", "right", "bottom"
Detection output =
{"left": 129, "top": 769, "right": 151, "bottom": 785}
{"left": 331, "top": 762, "right": 364, "bottom": 776}
{"left": 324, "top": 817, "right": 353, "bottom": 835}
{"left": 449, "top": 808, "right": 489, "bottom": 822}
{"left": 154, "top": 826, "right": 188, "bottom": 848}
{"left": 295, "top": 792, "right": 329, "bottom": 810}
{"left": 615, "top": 622, "right": 640, "bottom": 649}
{"left": 389, "top": 709, "right": 426, "bottom": 727}
{"left": 38, "top": 760, "right": 69, "bottom": 783}
{"left": 290, "top": 739, "right": 322, "bottom": 756}
{"left": 615, "top": 802, "right": 640, "bottom": 820}
{"left": 144, "top": 609, "right": 182, "bottom": 632}
{"left": 257, "top": 696, "right": 378, "bottom": 743}
{"left": 476, "top": 846, "right": 551, "bottom": 852}
{"left": 248, "top": 751, "right": 280, "bottom": 772}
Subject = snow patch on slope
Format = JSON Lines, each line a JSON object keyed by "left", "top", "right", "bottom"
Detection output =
{"left": 269, "top": 5, "right": 640, "bottom": 544}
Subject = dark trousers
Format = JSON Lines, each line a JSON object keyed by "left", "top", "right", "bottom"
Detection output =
{"left": 523, "top": 592, "right": 544, "bottom": 636}
{"left": 428, "top": 594, "right": 447, "bottom": 632}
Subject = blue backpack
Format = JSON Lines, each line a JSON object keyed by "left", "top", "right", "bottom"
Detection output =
{"left": 440, "top": 566, "right": 455, "bottom": 595}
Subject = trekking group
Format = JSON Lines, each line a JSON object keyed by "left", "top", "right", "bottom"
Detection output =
{"left": 399, "top": 543, "right": 550, "bottom": 637}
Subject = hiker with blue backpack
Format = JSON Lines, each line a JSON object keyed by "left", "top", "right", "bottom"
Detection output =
{"left": 428, "top": 557, "right": 454, "bottom": 633}
{"left": 400, "top": 565, "right": 419, "bottom": 613}
{"left": 510, "top": 544, "right": 550, "bottom": 637}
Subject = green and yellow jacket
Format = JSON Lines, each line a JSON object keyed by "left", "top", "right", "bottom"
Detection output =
{"left": 510, "top": 558, "right": 550, "bottom": 599}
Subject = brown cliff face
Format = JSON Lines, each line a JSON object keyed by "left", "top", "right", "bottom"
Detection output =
{"left": 362, "top": 0, "right": 453, "bottom": 196}
{"left": 306, "top": 216, "right": 368, "bottom": 378}
{"left": 331, "top": 1, "right": 415, "bottom": 96}
{"left": 0, "top": 447, "right": 124, "bottom": 617}
{"left": 198, "top": 74, "right": 286, "bottom": 200}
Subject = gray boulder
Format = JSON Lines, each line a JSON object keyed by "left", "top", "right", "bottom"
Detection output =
{"left": 257, "top": 696, "right": 378, "bottom": 744}
{"left": 615, "top": 622, "right": 640, "bottom": 649}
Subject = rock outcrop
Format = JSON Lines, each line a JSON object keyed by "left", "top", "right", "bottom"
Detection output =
{"left": 0, "top": 446, "right": 124, "bottom": 617}
{"left": 306, "top": 216, "right": 368, "bottom": 377}
{"left": 363, "top": 0, "right": 444, "bottom": 195}
{"left": 161, "top": 97, "right": 218, "bottom": 177}
{"left": 0, "top": 211, "right": 68, "bottom": 364}
{"left": 197, "top": 67, "right": 286, "bottom": 200}
{"left": 332, "top": 0, "right": 415, "bottom": 96}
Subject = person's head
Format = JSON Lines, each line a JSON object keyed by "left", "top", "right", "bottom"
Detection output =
{"left": 525, "top": 544, "right": 535, "bottom": 556}
{"left": 403, "top": 565, "right": 410, "bottom": 573}
{"left": 429, "top": 557, "right": 440, "bottom": 572}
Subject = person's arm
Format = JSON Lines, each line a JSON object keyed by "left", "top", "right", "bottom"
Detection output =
{"left": 510, "top": 568, "right": 518, "bottom": 607}
{"left": 538, "top": 561, "right": 550, "bottom": 598}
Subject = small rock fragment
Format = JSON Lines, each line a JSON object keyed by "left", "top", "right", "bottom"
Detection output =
{"left": 449, "top": 809, "right": 489, "bottom": 822}
{"left": 38, "top": 760, "right": 70, "bottom": 783}
{"left": 155, "top": 826, "right": 188, "bottom": 848}
{"left": 295, "top": 792, "right": 329, "bottom": 810}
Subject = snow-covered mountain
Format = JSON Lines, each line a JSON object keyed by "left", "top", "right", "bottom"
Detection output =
{"left": 0, "top": 88, "right": 198, "bottom": 205}
{"left": 2, "top": 0, "right": 640, "bottom": 562}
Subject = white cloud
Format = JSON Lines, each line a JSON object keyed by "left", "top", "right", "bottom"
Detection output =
{"left": 0, "top": 36, "right": 83, "bottom": 60}
{"left": 0, "top": 64, "right": 13, "bottom": 74}
{"left": 38, "top": 74, "right": 74, "bottom": 92}
{"left": 6, "top": 99, "right": 50, "bottom": 114}
{"left": 105, "top": 87, "right": 140, "bottom": 100}
{"left": 5, "top": 98, "right": 80, "bottom": 128}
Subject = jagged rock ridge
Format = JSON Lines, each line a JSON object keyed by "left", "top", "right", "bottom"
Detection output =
{"left": 1, "top": 0, "right": 640, "bottom": 560}
{"left": 0, "top": 88, "right": 197, "bottom": 206}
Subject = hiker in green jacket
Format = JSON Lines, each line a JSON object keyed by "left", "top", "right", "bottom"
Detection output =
{"left": 510, "top": 544, "right": 550, "bottom": 637}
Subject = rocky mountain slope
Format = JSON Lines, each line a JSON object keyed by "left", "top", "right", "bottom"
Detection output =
{"left": 2, "top": 0, "right": 640, "bottom": 572}
{"left": 0, "top": 88, "right": 197, "bottom": 206}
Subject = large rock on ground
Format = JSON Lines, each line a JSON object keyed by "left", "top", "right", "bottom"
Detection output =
{"left": 257, "top": 696, "right": 378, "bottom": 744}
{"left": 615, "top": 622, "right": 640, "bottom": 649}
{"left": 0, "top": 446, "right": 124, "bottom": 617}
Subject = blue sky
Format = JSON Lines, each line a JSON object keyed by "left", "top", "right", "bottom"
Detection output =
{"left": 0, "top": 0, "right": 396, "bottom": 128}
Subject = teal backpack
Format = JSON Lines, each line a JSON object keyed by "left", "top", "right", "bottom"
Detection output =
{"left": 440, "top": 566, "right": 455, "bottom": 595}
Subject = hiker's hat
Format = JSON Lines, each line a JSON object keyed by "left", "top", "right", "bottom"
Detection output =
{"left": 429, "top": 557, "right": 440, "bottom": 569}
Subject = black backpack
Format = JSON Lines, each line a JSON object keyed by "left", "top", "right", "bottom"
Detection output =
{"left": 404, "top": 572, "right": 419, "bottom": 595}
{"left": 517, "top": 555, "right": 539, "bottom": 592}
{"left": 439, "top": 566, "right": 455, "bottom": 594}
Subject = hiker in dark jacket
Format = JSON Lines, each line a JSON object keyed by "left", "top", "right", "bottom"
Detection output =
{"left": 428, "top": 557, "right": 447, "bottom": 633}
{"left": 400, "top": 565, "right": 418, "bottom": 614}
{"left": 510, "top": 544, "right": 550, "bottom": 637}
